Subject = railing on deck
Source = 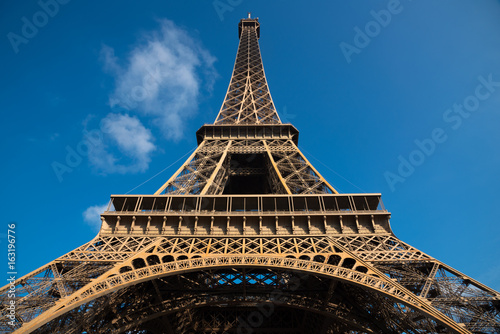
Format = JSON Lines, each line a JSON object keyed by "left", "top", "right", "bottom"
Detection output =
{"left": 106, "top": 194, "right": 386, "bottom": 215}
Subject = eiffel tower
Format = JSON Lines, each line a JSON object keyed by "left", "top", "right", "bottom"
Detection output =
{"left": 2, "top": 15, "right": 500, "bottom": 334}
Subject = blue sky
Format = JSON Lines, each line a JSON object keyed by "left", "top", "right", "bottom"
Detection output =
{"left": 1, "top": 0, "right": 500, "bottom": 292}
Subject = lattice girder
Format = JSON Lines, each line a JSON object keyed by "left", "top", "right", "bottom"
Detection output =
{"left": 2, "top": 233, "right": 484, "bottom": 333}
{"left": 215, "top": 19, "right": 280, "bottom": 125}
{"left": 47, "top": 277, "right": 443, "bottom": 333}
{"left": 8, "top": 257, "right": 460, "bottom": 332}
{"left": 3, "top": 231, "right": 500, "bottom": 332}
{"left": 155, "top": 139, "right": 337, "bottom": 195}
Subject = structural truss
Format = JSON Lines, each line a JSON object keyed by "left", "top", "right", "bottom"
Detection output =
{"left": 1, "top": 16, "right": 499, "bottom": 334}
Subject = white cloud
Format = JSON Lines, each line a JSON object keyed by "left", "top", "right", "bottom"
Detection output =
{"left": 101, "top": 19, "right": 217, "bottom": 141}
{"left": 83, "top": 203, "right": 109, "bottom": 231}
{"left": 87, "top": 113, "right": 156, "bottom": 174}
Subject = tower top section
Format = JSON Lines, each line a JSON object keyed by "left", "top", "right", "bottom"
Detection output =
{"left": 215, "top": 16, "right": 279, "bottom": 125}
{"left": 238, "top": 16, "right": 260, "bottom": 39}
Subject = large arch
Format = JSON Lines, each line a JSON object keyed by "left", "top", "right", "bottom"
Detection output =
{"left": 30, "top": 270, "right": 442, "bottom": 333}
{"left": 18, "top": 255, "right": 467, "bottom": 333}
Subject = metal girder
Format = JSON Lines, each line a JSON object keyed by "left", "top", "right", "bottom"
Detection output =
{"left": 2, "top": 232, "right": 500, "bottom": 332}
{"left": 200, "top": 140, "right": 232, "bottom": 195}
{"left": 263, "top": 140, "right": 292, "bottom": 194}
{"left": 215, "top": 19, "right": 280, "bottom": 125}
{"left": 5, "top": 255, "right": 467, "bottom": 333}
{"left": 4, "top": 231, "right": 498, "bottom": 333}
{"left": 153, "top": 139, "right": 338, "bottom": 196}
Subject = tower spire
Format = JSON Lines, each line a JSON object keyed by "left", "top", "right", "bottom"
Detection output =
{"left": 153, "top": 16, "right": 336, "bottom": 195}
{"left": 215, "top": 16, "right": 281, "bottom": 124}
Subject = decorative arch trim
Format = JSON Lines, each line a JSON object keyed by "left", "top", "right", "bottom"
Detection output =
{"left": 18, "top": 255, "right": 466, "bottom": 333}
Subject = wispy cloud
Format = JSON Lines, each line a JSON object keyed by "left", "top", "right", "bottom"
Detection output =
{"left": 84, "top": 19, "right": 216, "bottom": 175}
{"left": 101, "top": 19, "right": 217, "bottom": 141}
{"left": 83, "top": 203, "right": 108, "bottom": 231}
{"left": 87, "top": 113, "right": 156, "bottom": 174}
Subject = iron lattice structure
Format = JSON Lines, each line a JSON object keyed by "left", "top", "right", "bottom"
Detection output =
{"left": 2, "top": 17, "right": 500, "bottom": 334}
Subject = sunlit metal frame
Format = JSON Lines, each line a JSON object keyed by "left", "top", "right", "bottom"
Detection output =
{"left": 1, "top": 16, "right": 499, "bottom": 334}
